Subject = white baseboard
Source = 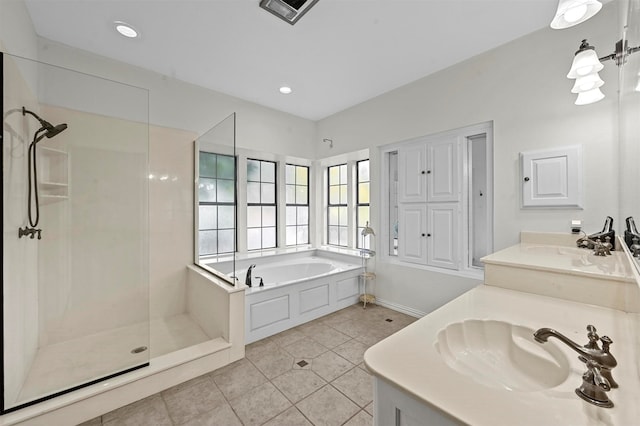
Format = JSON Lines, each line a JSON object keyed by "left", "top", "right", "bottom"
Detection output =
{"left": 374, "top": 298, "right": 427, "bottom": 318}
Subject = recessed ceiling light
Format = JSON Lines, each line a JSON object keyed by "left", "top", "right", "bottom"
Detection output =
{"left": 279, "top": 86, "right": 293, "bottom": 94}
{"left": 114, "top": 21, "right": 139, "bottom": 38}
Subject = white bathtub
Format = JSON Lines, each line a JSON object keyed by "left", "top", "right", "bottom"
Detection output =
{"left": 237, "top": 256, "right": 358, "bottom": 289}
{"left": 216, "top": 250, "right": 363, "bottom": 343}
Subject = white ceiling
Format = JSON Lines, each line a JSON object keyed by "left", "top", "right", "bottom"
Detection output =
{"left": 24, "top": 0, "right": 562, "bottom": 121}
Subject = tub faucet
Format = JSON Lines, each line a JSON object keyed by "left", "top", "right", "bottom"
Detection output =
{"left": 534, "top": 325, "right": 617, "bottom": 407}
{"left": 245, "top": 264, "right": 256, "bottom": 287}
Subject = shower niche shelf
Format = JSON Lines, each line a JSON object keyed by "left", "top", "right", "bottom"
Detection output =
{"left": 38, "top": 146, "right": 69, "bottom": 203}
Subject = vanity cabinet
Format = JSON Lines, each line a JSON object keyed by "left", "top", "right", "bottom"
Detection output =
{"left": 374, "top": 378, "right": 461, "bottom": 426}
{"left": 397, "top": 136, "right": 460, "bottom": 269}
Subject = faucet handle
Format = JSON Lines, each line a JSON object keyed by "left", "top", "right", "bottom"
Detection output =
{"left": 585, "top": 360, "right": 610, "bottom": 391}
{"left": 585, "top": 325, "right": 600, "bottom": 350}
{"left": 600, "top": 335, "right": 613, "bottom": 351}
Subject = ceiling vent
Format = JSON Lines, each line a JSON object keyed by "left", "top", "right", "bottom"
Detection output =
{"left": 259, "top": 0, "right": 320, "bottom": 25}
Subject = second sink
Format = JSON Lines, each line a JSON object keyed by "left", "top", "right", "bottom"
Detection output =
{"left": 435, "top": 320, "right": 570, "bottom": 392}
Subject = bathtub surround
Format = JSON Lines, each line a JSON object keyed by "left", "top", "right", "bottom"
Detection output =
{"left": 214, "top": 249, "right": 364, "bottom": 343}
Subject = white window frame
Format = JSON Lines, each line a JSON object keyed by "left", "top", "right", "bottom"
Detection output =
{"left": 318, "top": 149, "right": 369, "bottom": 249}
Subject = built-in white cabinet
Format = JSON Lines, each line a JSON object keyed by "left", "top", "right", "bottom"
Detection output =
{"left": 520, "top": 145, "right": 582, "bottom": 208}
{"left": 398, "top": 204, "right": 427, "bottom": 264}
{"left": 397, "top": 137, "right": 461, "bottom": 270}
{"left": 398, "top": 144, "right": 427, "bottom": 203}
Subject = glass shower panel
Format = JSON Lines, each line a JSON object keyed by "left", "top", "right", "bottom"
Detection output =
{"left": 195, "top": 114, "right": 236, "bottom": 281}
{"left": 2, "top": 53, "right": 149, "bottom": 412}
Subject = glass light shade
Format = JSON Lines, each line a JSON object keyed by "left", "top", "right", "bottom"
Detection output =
{"left": 571, "top": 72, "right": 604, "bottom": 93}
{"left": 567, "top": 48, "right": 604, "bottom": 78}
{"left": 575, "top": 87, "right": 605, "bottom": 105}
{"left": 550, "top": 0, "right": 602, "bottom": 29}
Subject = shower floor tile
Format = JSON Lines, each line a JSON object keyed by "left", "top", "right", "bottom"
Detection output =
{"left": 82, "top": 303, "right": 417, "bottom": 426}
{"left": 16, "top": 313, "right": 210, "bottom": 407}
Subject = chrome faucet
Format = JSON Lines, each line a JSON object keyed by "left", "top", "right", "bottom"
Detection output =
{"left": 534, "top": 325, "right": 617, "bottom": 408}
{"left": 245, "top": 264, "right": 256, "bottom": 287}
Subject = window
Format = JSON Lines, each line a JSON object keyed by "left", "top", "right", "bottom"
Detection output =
{"left": 327, "top": 164, "right": 348, "bottom": 246}
{"left": 247, "top": 159, "right": 277, "bottom": 250}
{"left": 356, "top": 159, "right": 370, "bottom": 249}
{"left": 198, "top": 152, "right": 235, "bottom": 256}
{"left": 286, "top": 164, "right": 309, "bottom": 246}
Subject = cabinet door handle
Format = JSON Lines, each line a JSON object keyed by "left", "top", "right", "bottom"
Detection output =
{"left": 421, "top": 171, "right": 425, "bottom": 175}
{"left": 524, "top": 176, "right": 530, "bottom": 182}
{"left": 421, "top": 233, "right": 426, "bottom": 237}
{"left": 427, "top": 233, "right": 432, "bottom": 237}
{"left": 427, "top": 170, "right": 431, "bottom": 174}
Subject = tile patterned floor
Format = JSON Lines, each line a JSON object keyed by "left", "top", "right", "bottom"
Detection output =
{"left": 80, "top": 304, "right": 416, "bottom": 426}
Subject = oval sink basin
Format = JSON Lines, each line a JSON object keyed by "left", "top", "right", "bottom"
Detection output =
{"left": 434, "top": 320, "right": 570, "bottom": 392}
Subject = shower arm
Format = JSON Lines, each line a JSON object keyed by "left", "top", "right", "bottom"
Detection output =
{"left": 22, "top": 106, "right": 54, "bottom": 130}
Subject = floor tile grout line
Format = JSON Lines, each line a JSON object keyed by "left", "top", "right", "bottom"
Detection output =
{"left": 340, "top": 408, "right": 368, "bottom": 426}
{"left": 328, "top": 366, "right": 373, "bottom": 409}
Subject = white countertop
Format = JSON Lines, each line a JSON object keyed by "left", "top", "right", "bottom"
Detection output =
{"left": 364, "top": 285, "right": 640, "bottom": 425}
{"left": 481, "top": 243, "right": 634, "bottom": 283}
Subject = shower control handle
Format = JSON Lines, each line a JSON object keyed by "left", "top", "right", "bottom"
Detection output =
{"left": 18, "top": 226, "right": 42, "bottom": 240}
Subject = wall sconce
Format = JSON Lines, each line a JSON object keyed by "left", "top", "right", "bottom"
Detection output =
{"left": 567, "top": 39, "right": 640, "bottom": 105}
{"left": 550, "top": 0, "right": 602, "bottom": 29}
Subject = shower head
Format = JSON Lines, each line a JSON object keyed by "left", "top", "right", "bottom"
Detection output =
{"left": 22, "top": 106, "right": 68, "bottom": 140}
{"left": 44, "top": 123, "right": 68, "bottom": 138}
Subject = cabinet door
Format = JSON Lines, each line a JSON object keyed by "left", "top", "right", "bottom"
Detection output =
{"left": 398, "top": 145, "right": 427, "bottom": 203}
{"left": 426, "top": 137, "right": 460, "bottom": 202}
{"left": 521, "top": 145, "right": 582, "bottom": 208}
{"left": 426, "top": 203, "right": 458, "bottom": 269}
{"left": 398, "top": 204, "right": 427, "bottom": 264}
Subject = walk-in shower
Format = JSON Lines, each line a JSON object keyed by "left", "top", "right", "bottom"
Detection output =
{"left": 2, "top": 52, "right": 243, "bottom": 423}
{"left": 18, "top": 106, "right": 67, "bottom": 240}
{"left": 2, "top": 52, "right": 150, "bottom": 413}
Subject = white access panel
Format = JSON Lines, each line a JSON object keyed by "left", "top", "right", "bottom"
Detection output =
{"left": 521, "top": 145, "right": 583, "bottom": 208}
